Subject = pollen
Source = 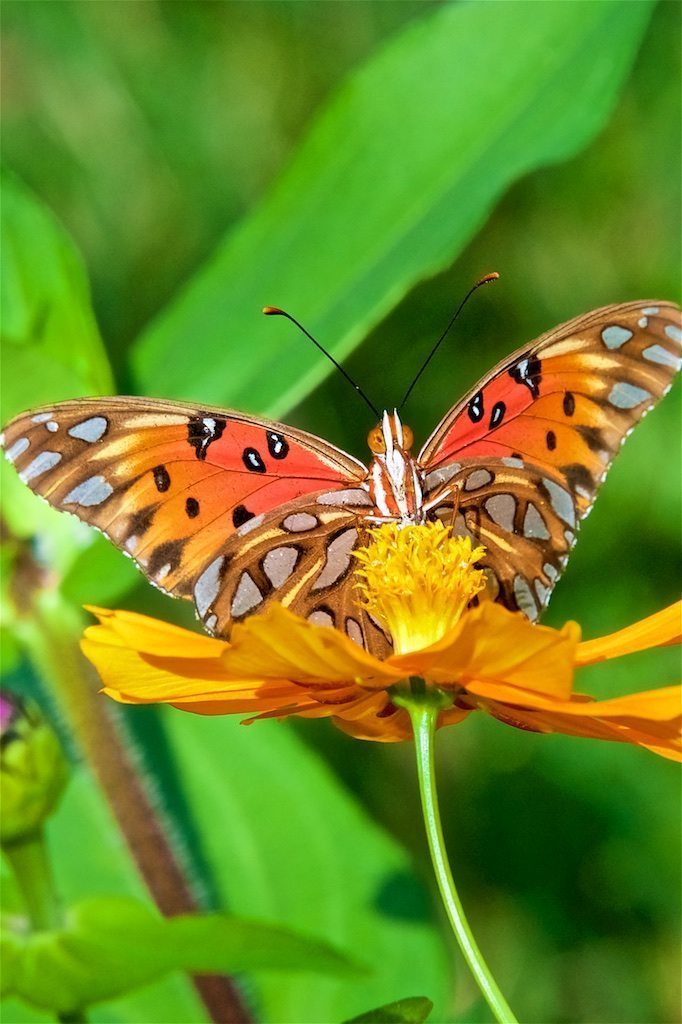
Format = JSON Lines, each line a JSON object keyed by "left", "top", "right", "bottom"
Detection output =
{"left": 353, "top": 521, "right": 487, "bottom": 655}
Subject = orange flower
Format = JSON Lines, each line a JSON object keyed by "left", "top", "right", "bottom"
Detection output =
{"left": 81, "top": 524, "right": 681, "bottom": 760}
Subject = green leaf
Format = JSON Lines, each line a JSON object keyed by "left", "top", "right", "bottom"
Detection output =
{"left": 163, "top": 711, "right": 451, "bottom": 1024}
{"left": 345, "top": 996, "right": 434, "bottom": 1024}
{"left": 2, "top": 769, "right": 208, "bottom": 1023}
{"left": 0, "top": 170, "right": 113, "bottom": 419}
{"left": 134, "top": 1, "right": 652, "bottom": 416}
{"left": 1, "top": 895, "right": 359, "bottom": 1015}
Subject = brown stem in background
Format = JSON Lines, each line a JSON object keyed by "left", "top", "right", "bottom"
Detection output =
{"left": 18, "top": 590, "right": 251, "bottom": 1024}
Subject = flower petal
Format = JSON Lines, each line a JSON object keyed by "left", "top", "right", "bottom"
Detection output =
{"left": 220, "top": 604, "right": 400, "bottom": 686}
{"left": 395, "top": 601, "right": 579, "bottom": 700}
{"left": 84, "top": 606, "right": 227, "bottom": 659}
{"left": 475, "top": 685, "right": 682, "bottom": 761}
{"left": 575, "top": 601, "right": 682, "bottom": 666}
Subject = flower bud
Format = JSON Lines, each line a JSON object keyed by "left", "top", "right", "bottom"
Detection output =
{"left": 1, "top": 691, "right": 68, "bottom": 846}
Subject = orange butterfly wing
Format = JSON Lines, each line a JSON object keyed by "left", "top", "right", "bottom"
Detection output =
{"left": 2, "top": 397, "right": 367, "bottom": 601}
{"left": 420, "top": 301, "right": 682, "bottom": 619}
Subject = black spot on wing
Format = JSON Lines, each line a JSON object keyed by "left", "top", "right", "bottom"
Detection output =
{"left": 232, "top": 504, "right": 254, "bottom": 528}
{"left": 187, "top": 415, "right": 227, "bottom": 460}
{"left": 563, "top": 392, "right": 575, "bottom": 417}
{"left": 242, "top": 448, "right": 266, "bottom": 473}
{"left": 546, "top": 430, "right": 557, "bottom": 451}
{"left": 147, "top": 538, "right": 186, "bottom": 579}
{"left": 468, "top": 391, "right": 484, "bottom": 423}
{"left": 153, "top": 465, "right": 171, "bottom": 492}
{"left": 266, "top": 431, "right": 289, "bottom": 460}
{"left": 489, "top": 401, "right": 506, "bottom": 429}
{"left": 185, "top": 497, "right": 200, "bottom": 518}
{"left": 509, "top": 352, "right": 542, "bottom": 397}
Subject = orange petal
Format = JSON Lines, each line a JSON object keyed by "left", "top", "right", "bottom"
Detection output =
{"left": 575, "top": 601, "right": 682, "bottom": 666}
{"left": 84, "top": 606, "right": 227, "bottom": 659}
{"left": 219, "top": 604, "right": 401, "bottom": 687}
{"left": 476, "top": 685, "right": 682, "bottom": 761}
{"left": 395, "top": 602, "right": 579, "bottom": 701}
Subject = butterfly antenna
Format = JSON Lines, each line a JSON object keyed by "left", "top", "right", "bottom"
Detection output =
{"left": 398, "top": 272, "right": 499, "bottom": 411}
{"left": 263, "top": 306, "right": 380, "bottom": 418}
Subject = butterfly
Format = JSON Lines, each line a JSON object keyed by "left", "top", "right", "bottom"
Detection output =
{"left": 2, "top": 300, "right": 680, "bottom": 657}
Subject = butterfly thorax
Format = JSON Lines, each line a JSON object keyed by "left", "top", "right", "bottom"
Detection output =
{"left": 366, "top": 410, "right": 425, "bottom": 524}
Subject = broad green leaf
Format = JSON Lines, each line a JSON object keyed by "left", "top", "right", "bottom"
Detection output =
{"left": 1, "top": 895, "right": 360, "bottom": 1015}
{"left": 0, "top": 172, "right": 138, "bottom": 605}
{"left": 0, "top": 170, "right": 112, "bottom": 419}
{"left": 1, "top": 770, "right": 208, "bottom": 1023}
{"left": 163, "top": 711, "right": 451, "bottom": 1024}
{"left": 134, "top": 1, "right": 652, "bottom": 416}
{"left": 345, "top": 995, "right": 433, "bottom": 1024}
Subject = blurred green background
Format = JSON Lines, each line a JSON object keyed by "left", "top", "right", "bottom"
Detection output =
{"left": 1, "top": 2, "right": 680, "bottom": 1023}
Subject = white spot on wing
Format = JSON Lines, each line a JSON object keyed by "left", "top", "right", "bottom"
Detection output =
{"left": 514, "top": 575, "right": 538, "bottom": 620}
{"left": 231, "top": 572, "right": 262, "bottom": 618}
{"left": 542, "top": 478, "right": 575, "bottom": 527}
{"left": 46, "top": 421, "right": 59, "bottom": 433}
{"left": 642, "top": 344, "right": 682, "bottom": 370}
{"left": 63, "top": 475, "right": 113, "bottom": 506}
{"left": 308, "top": 609, "right": 334, "bottom": 628}
{"left": 601, "top": 325, "right": 633, "bottom": 350}
{"left": 664, "top": 324, "right": 682, "bottom": 344}
{"left": 642, "top": 306, "right": 660, "bottom": 315}
{"left": 32, "top": 413, "right": 52, "bottom": 423}
{"left": 262, "top": 546, "right": 299, "bottom": 588}
{"left": 608, "top": 382, "right": 651, "bottom": 409}
{"left": 68, "top": 416, "right": 108, "bottom": 443}
{"left": 5, "top": 437, "right": 30, "bottom": 462}
{"left": 283, "top": 512, "right": 318, "bottom": 532}
{"left": 317, "top": 488, "right": 372, "bottom": 507}
{"left": 312, "top": 528, "right": 358, "bottom": 590}
{"left": 464, "top": 469, "right": 493, "bottom": 491}
{"left": 484, "top": 494, "right": 516, "bottom": 532}
{"left": 523, "top": 503, "right": 550, "bottom": 540}
{"left": 20, "top": 451, "right": 62, "bottom": 483}
{"left": 194, "top": 556, "right": 225, "bottom": 617}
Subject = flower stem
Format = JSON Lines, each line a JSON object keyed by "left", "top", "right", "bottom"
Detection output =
{"left": 404, "top": 694, "right": 518, "bottom": 1024}
{"left": 3, "top": 829, "right": 60, "bottom": 932}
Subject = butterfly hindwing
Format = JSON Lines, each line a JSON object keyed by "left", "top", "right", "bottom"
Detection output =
{"left": 421, "top": 301, "right": 682, "bottom": 618}
{"left": 191, "top": 488, "right": 392, "bottom": 657}
{"left": 2, "top": 397, "right": 367, "bottom": 598}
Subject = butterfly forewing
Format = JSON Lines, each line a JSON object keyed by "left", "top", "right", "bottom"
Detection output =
{"left": 2, "top": 397, "right": 367, "bottom": 598}
{"left": 421, "top": 301, "right": 682, "bottom": 618}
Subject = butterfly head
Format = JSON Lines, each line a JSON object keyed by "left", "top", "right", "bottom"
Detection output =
{"left": 367, "top": 410, "right": 414, "bottom": 456}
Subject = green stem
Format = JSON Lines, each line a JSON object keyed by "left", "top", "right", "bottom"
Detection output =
{"left": 3, "top": 829, "right": 60, "bottom": 932}
{"left": 402, "top": 692, "right": 518, "bottom": 1024}
{"left": 4, "top": 831, "right": 89, "bottom": 1022}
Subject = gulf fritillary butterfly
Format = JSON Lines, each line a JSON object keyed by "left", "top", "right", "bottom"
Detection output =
{"left": 2, "top": 300, "right": 680, "bottom": 657}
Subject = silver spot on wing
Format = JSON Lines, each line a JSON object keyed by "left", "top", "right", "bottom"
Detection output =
{"left": 607, "top": 382, "right": 651, "bottom": 409}
{"left": 312, "top": 528, "right": 358, "bottom": 590}
{"left": 20, "top": 450, "right": 62, "bottom": 483}
{"left": 231, "top": 572, "right": 263, "bottom": 618}
{"left": 194, "top": 556, "right": 226, "bottom": 617}
{"left": 484, "top": 494, "right": 516, "bottom": 532}
{"left": 464, "top": 469, "right": 493, "bottom": 491}
{"left": 543, "top": 562, "right": 558, "bottom": 582}
{"left": 68, "top": 416, "right": 108, "bottom": 443}
{"left": 282, "top": 512, "right": 319, "bottom": 532}
{"left": 542, "top": 478, "right": 575, "bottom": 527}
{"left": 63, "top": 474, "right": 113, "bottom": 506}
{"left": 601, "top": 325, "right": 633, "bottom": 350}
{"left": 513, "top": 575, "right": 538, "bottom": 621}
{"left": 237, "top": 514, "right": 265, "bottom": 537}
{"left": 262, "top": 546, "right": 299, "bottom": 588}
{"left": 32, "top": 413, "right": 52, "bottom": 424}
{"left": 316, "top": 488, "right": 372, "bottom": 507}
{"left": 308, "top": 609, "right": 334, "bottom": 628}
{"left": 642, "top": 344, "right": 682, "bottom": 370}
{"left": 523, "top": 503, "right": 550, "bottom": 540}
{"left": 664, "top": 324, "right": 682, "bottom": 344}
{"left": 345, "top": 618, "right": 364, "bottom": 647}
{"left": 424, "top": 463, "right": 462, "bottom": 491}
{"left": 5, "top": 437, "right": 30, "bottom": 463}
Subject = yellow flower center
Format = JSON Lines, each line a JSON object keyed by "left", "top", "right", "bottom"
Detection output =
{"left": 353, "top": 521, "right": 486, "bottom": 655}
